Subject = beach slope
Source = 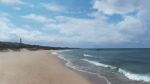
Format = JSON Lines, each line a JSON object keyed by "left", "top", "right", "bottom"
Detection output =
{"left": 0, "top": 50, "right": 91, "bottom": 84}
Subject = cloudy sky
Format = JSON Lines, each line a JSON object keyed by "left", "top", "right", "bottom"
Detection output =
{"left": 0, "top": 0, "right": 150, "bottom": 48}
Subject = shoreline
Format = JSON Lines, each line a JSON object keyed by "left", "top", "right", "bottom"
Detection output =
{"left": 0, "top": 49, "right": 91, "bottom": 84}
{"left": 51, "top": 50, "right": 110, "bottom": 84}
{"left": 51, "top": 50, "right": 150, "bottom": 84}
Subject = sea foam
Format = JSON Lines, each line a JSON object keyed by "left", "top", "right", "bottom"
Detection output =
{"left": 82, "top": 59, "right": 116, "bottom": 69}
{"left": 53, "top": 50, "right": 150, "bottom": 83}
{"left": 82, "top": 59, "right": 150, "bottom": 83}
{"left": 58, "top": 56, "right": 112, "bottom": 84}
{"left": 83, "top": 54, "right": 93, "bottom": 57}
{"left": 118, "top": 68, "right": 150, "bottom": 82}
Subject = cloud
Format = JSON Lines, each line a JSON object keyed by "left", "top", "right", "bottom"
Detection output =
{"left": 22, "top": 13, "right": 48, "bottom": 23}
{"left": 93, "top": 0, "right": 138, "bottom": 15}
{"left": 0, "top": 0, "right": 150, "bottom": 47}
{"left": 0, "top": 14, "right": 48, "bottom": 42}
{"left": 44, "top": 0, "right": 150, "bottom": 47}
{"left": 0, "top": 0, "right": 24, "bottom": 5}
{"left": 14, "top": 7, "right": 22, "bottom": 10}
{"left": 41, "top": 3, "right": 66, "bottom": 12}
{"left": 46, "top": 14, "right": 147, "bottom": 46}
{"left": 137, "top": 0, "right": 150, "bottom": 22}
{"left": 0, "top": 14, "right": 67, "bottom": 44}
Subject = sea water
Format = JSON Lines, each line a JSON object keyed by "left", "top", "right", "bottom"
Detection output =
{"left": 53, "top": 49, "right": 150, "bottom": 84}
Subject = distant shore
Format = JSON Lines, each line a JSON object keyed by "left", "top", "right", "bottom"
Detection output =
{"left": 0, "top": 41, "right": 75, "bottom": 51}
{"left": 0, "top": 49, "right": 91, "bottom": 84}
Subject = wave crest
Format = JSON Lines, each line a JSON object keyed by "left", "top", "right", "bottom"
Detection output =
{"left": 83, "top": 54, "right": 93, "bottom": 57}
{"left": 82, "top": 59, "right": 150, "bottom": 82}
{"left": 119, "top": 68, "right": 150, "bottom": 82}
{"left": 82, "top": 59, "right": 116, "bottom": 69}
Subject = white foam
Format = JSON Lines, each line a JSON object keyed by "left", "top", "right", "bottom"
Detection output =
{"left": 53, "top": 51, "right": 150, "bottom": 83}
{"left": 83, "top": 59, "right": 150, "bottom": 83}
{"left": 51, "top": 50, "right": 72, "bottom": 55}
{"left": 118, "top": 68, "right": 150, "bottom": 82}
{"left": 58, "top": 50, "right": 73, "bottom": 52}
{"left": 82, "top": 59, "right": 116, "bottom": 69}
{"left": 57, "top": 55, "right": 111, "bottom": 84}
{"left": 83, "top": 54, "right": 93, "bottom": 57}
{"left": 51, "top": 52, "right": 58, "bottom": 55}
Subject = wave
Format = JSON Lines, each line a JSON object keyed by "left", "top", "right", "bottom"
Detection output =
{"left": 82, "top": 59, "right": 116, "bottom": 69}
{"left": 56, "top": 55, "right": 111, "bottom": 84}
{"left": 119, "top": 68, "right": 150, "bottom": 82}
{"left": 82, "top": 59, "right": 150, "bottom": 83}
{"left": 51, "top": 50, "right": 73, "bottom": 55}
{"left": 51, "top": 52, "right": 58, "bottom": 55}
{"left": 83, "top": 54, "right": 93, "bottom": 57}
{"left": 52, "top": 50, "right": 150, "bottom": 83}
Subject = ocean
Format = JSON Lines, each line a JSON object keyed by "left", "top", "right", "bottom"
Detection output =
{"left": 52, "top": 49, "right": 150, "bottom": 84}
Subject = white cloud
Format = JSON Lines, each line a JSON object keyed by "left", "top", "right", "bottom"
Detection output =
{"left": 1, "top": 0, "right": 150, "bottom": 47}
{"left": 0, "top": 0, "right": 24, "bottom": 5}
{"left": 22, "top": 14, "right": 48, "bottom": 23}
{"left": 0, "top": 15, "right": 48, "bottom": 42}
{"left": 93, "top": 0, "right": 138, "bottom": 15}
{"left": 137, "top": 0, "right": 150, "bottom": 22}
{"left": 14, "top": 7, "right": 21, "bottom": 10}
{"left": 46, "top": 14, "right": 147, "bottom": 45}
{"left": 41, "top": 3, "right": 66, "bottom": 12}
{"left": 44, "top": 0, "right": 150, "bottom": 46}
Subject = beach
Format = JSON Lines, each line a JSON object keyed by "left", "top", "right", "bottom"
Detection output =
{"left": 0, "top": 49, "right": 91, "bottom": 84}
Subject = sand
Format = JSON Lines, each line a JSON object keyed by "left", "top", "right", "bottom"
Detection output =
{"left": 0, "top": 49, "right": 91, "bottom": 84}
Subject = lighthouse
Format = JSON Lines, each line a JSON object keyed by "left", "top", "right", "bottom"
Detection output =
{"left": 20, "top": 38, "right": 22, "bottom": 48}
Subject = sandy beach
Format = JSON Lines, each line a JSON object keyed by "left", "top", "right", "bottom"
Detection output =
{"left": 0, "top": 49, "right": 91, "bottom": 84}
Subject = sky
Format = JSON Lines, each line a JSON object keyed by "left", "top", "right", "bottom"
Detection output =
{"left": 0, "top": 0, "right": 150, "bottom": 48}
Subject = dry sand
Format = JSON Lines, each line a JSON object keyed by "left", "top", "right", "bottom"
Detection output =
{"left": 0, "top": 49, "right": 91, "bottom": 84}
